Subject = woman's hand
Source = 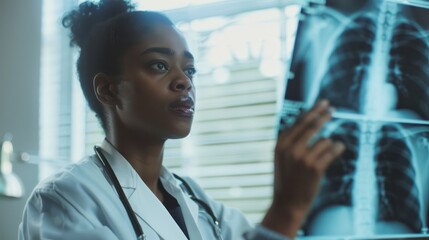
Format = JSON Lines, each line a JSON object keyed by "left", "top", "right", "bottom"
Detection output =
{"left": 261, "top": 100, "right": 345, "bottom": 238}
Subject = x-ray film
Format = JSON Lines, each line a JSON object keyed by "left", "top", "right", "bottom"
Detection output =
{"left": 279, "top": 0, "right": 429, "bottom": 238}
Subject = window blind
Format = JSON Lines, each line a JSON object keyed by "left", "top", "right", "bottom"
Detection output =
{"left": 39, "top": 0, "right": 78, "bottom": 178}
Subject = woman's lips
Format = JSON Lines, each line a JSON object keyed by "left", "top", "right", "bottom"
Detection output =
{"left": 169, "top": 96, "right": 195, "bottom": 118}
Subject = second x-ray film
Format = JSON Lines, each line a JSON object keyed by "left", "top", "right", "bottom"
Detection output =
{"left": 279, "top": 0, "right": 429, "bottom": 238}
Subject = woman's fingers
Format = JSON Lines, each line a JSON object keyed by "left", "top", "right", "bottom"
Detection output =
{"left": 305, "top": 137, "right": 345, "bottom": 169}
{"left": 305, "top": 138, "right": 333, "bottom": 162}
{"left": 279, "top": 100, "right": 330, "bottom": 147}
{"left": 277, "top": 100, "right": 334, "bottom": 163}
{"left": 315, "top": 141, "right": 345, "bottom": 170}
{"left": 292, "top": 109, "right": 333, "bottom": 157}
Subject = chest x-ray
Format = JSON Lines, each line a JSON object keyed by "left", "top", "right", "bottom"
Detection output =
{"left": 279, "top": 0, "right": 429, "bottom": 238}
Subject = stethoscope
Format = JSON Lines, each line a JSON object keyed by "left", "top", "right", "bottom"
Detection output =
{"left": 94, "top": 146, "right": 223, "bottom": 240}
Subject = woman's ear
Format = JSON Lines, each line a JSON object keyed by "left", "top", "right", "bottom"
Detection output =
{"left": 93, "top": 73, "right": 119, "bottom": 107}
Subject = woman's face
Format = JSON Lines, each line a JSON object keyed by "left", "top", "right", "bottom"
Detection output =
{"left": 114, "top": 24, "right": 196, "bottom": 140}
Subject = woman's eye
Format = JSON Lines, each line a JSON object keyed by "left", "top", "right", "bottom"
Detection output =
{"left": 184, "top": 67, "right": 197, "bottom": 77}
{"left": 150, "top": 62, "right": 168, "bottom": 72}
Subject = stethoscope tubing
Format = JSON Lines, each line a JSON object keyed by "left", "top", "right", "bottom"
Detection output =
{"left": 94, "top": 146, "right": 145, "bottom": 239}
{"left": 94, "top": 145, "right": 222, "bottom": 240}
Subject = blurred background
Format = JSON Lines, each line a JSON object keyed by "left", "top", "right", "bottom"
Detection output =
{"left": 0, "top": 0, "right": 304, "bottom": 239}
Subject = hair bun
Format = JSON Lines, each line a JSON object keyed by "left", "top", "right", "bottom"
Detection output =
{"left": 62, "top": 0, "right": 135, "bottom": 48}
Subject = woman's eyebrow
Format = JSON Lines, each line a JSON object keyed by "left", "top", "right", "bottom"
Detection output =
{"left": 183, "top": 51, "right": 194, "bottom": 60}
{"left": 140, "top": 47, "right": 194, "bottom": 60}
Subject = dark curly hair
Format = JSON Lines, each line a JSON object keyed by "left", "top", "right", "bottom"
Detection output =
{"left": 62, "top": 0, "right": 173, "bottom": 132}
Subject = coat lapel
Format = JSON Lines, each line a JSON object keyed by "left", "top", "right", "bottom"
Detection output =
{"left": 160, "top": 168, "right": 204, "bottom": 240}
{"left": 128, "top": 180, "right": 188, "bottom": 240}
{"left": 100, "top": 140, "right": 188, "bottom": 240}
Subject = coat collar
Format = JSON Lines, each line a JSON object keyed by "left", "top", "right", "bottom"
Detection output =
{"left": 159, "top": 168, "right": 203, "bottom": 240}
{"left": 99, "top": 139, "right": 203, "bottom": 240}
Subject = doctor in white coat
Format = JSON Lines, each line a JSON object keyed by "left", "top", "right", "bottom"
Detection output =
{"left": 18, "top": 0, "right": 345, "bottom": 239}
{"left": 19, "top": 140, "right": 272, "bottom": 240}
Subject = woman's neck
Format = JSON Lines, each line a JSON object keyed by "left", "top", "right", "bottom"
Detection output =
{"left": 106, "top": 129, "right": 166, "bottom": 197}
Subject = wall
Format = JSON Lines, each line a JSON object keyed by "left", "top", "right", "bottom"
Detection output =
{"left": 0, "top": 0, "right": 42, "bottom": 239}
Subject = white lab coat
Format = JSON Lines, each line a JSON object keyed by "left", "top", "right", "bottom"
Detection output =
{"left": 18, "top": 140, "right": 289, "bottom": 240}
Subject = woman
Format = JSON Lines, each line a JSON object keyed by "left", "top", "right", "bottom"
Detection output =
{"left": 18, "top": 0, "right": 344, "bottom": 239}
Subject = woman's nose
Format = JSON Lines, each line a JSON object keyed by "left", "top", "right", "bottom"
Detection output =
{"left": 170, "top": 73, "right": 192, "bottom": 92}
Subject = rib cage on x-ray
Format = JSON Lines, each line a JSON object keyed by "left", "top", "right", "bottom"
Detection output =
{"left": 389, "top": 21, "right": 429, "bottom": 119}
{"left": 304, "top": 121, "right": 359, "bottom": 229}
{"left": 305, "top": 8, "right": 427, "bottom": 234}
{"left": 282, "top": 0, "right": 429, "bottom": 236}
{"left": 318, "top": 12, "right": 429, "bottom": 117}
{"left": 317, "top": 15, "right": 376, "bottom": 112}
{"left": 375, "top": 125, "right": 421, "bottom": 232}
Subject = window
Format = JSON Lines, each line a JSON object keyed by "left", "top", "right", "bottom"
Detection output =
{"left": 40, "top": 0, "right": 301, "bottom": 223}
